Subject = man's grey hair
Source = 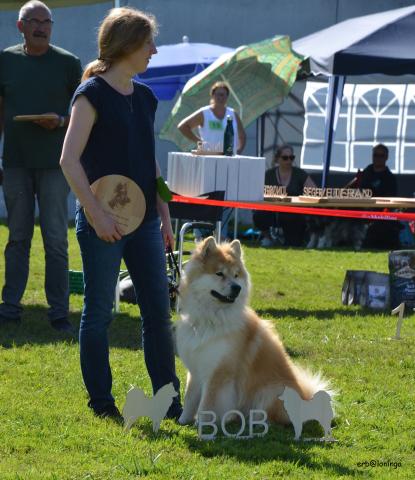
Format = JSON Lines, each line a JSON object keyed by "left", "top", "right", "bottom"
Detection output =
{"left": 18, "top": 1, "right": 52, "bottom": 21}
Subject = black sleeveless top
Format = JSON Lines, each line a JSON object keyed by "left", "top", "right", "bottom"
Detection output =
{"left": 264, "top": 166, "right": 308, "bottom": 196}
{"left": 72, "top": 76, "right": 157, "bottom": 220}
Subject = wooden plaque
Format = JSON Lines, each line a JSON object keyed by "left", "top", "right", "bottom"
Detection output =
{"left": 190, "top": 150, "right": 224, "bottom": 156}
{"left": 85, "top": 175, "right": 146, "bottom": 235}
{"left": 13, "top": 114, "right": 58, "bottom": 122}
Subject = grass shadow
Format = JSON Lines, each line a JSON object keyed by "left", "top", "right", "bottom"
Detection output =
{"left": 0, "top": 304, "right": 143, "bottom": 350}
{"left": 128, "top": 419, "right": 180, "bottom": 440}
{"left": 1, "top": 302, "right": 392, "bottom": 350}
{"left": 257, "top": 306, "right": 390, "bottom": 320}
{"left": 180, "top": 422, "right": 362, "bottom": 477}
{"left": 241, "top": 240, "right": 394, "bottom": 253}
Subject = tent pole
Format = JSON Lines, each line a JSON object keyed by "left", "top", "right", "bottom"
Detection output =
{"left": 256, "top": 113, "right": 265, "bottom": 157}
{"left": 260, "top": 113, "right": 265, "bottom": 156}
{"left": 256, "top": 118, "right": 260, "bottom": 157}
{"left": 255, "top": 118, "right": 260, "bottom": 157}
{"left": 321, "top": 74, "right": 345, "bottom": 187}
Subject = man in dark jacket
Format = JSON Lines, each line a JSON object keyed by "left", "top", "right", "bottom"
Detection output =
{"left": 0, "top": 1, "right": 82, "bottom": 331}
{"left": 360, "top": 144, "right": 400, "bottom": 249}
{"left": 360, "top": 143, "right": 397, "bottom": 197}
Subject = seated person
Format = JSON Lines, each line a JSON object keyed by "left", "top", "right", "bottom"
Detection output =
{"left": 348, "top": 143, "right": 397, "bottom": 196}
{"left": 253, "top": 144, "right": 316, "bottom": 247}
{"left": 361, "top": 144, "right": 400, "bottom": 249}
{"left": 343, "top": 144, "right": 400, "bottom": 249}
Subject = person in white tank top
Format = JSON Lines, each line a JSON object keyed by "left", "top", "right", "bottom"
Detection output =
{"left": 197, "top": 105, "right": 238, "bottom": 153}
{"left": 178, "top": 81, "right": 246, "bottom": 154}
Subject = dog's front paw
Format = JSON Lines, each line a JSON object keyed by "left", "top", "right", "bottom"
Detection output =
{"left": 178, "top": 413, "right": 194, "bottom": 425}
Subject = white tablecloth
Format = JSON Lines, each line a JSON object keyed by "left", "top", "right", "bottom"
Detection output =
{"left": 167, "top": 152, "right": 266, "bottom": 201}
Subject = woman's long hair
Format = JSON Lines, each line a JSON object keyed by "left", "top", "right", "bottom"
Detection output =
{"left": 82, "top": 7, "right": 157, "bottom": 81}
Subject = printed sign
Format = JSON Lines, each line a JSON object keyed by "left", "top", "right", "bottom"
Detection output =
{"left": 208, "top": 120, "right": 223, "bottom": 130}
{"left": 302, "top": 187, "right": 372, "bottom": 199}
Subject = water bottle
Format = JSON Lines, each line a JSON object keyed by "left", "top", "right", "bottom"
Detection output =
{"left": 223, "top": 115, "right": 234, "bottom": 156}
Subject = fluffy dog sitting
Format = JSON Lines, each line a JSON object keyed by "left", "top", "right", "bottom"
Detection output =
{"left": 176, "top": 237, "right": 328, "bottom": 426}
{"left": 123, "top": 383, "right": 178, "bottom": 432}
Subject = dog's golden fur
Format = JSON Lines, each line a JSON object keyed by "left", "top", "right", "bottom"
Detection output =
{"left": 176, "top": 237, "right": 326, "bottom": 425}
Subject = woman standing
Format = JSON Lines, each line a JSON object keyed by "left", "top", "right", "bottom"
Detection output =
{"left": 178, "top": 81, "right": 246, "bottom": 154}
{"left": 254, "top": 144, "right": 316, "bottom": 247}
{"left": 60, "top": 7, "right": 181, "bottom": 420}
{"left": 178, "top": 81, "right": 246, "bottom": 240}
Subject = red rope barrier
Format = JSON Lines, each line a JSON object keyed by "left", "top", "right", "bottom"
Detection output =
{"left": 171, "top": 195, "right": 415, "bottom": 221}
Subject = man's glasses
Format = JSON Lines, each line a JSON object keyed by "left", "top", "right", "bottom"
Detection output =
{"left": 280, "top": 155, "right": 295, "bottom": 161}
{"left": 22, "top": 18, "right": 54, "bottom": 27}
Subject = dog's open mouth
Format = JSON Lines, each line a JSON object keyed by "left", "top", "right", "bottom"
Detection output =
{"left": 210, "top": 290, "right": 238, "bottom": 303}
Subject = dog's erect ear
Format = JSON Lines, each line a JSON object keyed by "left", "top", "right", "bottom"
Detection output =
{"left": 229, "top": 239, "right": 242, "bottom": 259}
{"left": 199, "top": 236, "right": 217, "bottom": 259}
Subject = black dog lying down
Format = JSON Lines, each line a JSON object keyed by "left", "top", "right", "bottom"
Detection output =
{"left": 307, "top": 218, "right": 368, "bottom": 250}
{"left": 307, "top": 217, "right": 402, "bottom": 250}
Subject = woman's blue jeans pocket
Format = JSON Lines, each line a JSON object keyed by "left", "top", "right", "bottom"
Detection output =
{"left": 75, "top": 204, "right": 92, "bottom": 236}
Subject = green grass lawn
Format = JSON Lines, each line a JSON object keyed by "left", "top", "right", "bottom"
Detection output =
{"left": 0, "top": 225, "right": 414, "bottom": 479}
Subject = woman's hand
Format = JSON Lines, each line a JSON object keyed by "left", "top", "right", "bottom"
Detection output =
{"left": 89, "top": 209, "right": 124, "bottom": 242}
{"left": 33, "top": 112, "right": 61, "bottom": 130}
{"left": 155, "top": 159, "right": 174, "bottom": 250}
{"left": 161, "top": 219, "right": 175, "bottom": 251}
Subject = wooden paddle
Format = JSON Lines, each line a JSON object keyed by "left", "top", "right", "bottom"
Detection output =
{"left": 84, "top": 174, "right": 146, "bottom": 235}
{"left": 13, "top": 114, "right": 58, "bottom": 122}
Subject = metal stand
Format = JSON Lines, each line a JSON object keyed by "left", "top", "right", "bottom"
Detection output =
{"left": 233, "top": 208, "right": 238, "bottom": 239}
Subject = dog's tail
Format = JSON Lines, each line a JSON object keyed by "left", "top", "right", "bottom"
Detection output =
{"left": 293, "top": 367, "right": 337, "bottom": 411}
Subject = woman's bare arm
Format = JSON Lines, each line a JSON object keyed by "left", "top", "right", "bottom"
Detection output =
{"left": 60, "top": 95, "right": 123, "bottom": 242}
{"left": 235, "top": 112, "right": 246, "bottom": 154}
{"left": 155, "top": 160, "right": 174, "bottom": 249}
{"left": 177, "top": 110, "right": 204, "bottom": 144}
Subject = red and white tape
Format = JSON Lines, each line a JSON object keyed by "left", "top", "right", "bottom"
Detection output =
{"left": 171, "top": 195, "right": 415, "bottom": 222}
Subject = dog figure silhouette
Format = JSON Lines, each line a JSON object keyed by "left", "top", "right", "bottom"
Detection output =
{"left": 123, "top": 383, "right": 178, "bottom": 432}
{"left": 279, "top": 387, "right": 334, "bottom": 440}
{"left": 108, "top": 182, "right": 131, "bottom": 210}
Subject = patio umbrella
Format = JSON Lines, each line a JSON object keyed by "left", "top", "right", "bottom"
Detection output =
{"left": 137, "top": 36, "right": 233, "bottom": 100}
{"left": 160, "top": 35, "right": 303, "bottom": 151}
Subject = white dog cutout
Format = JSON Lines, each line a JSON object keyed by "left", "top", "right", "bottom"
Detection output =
{"left": 279, "top": 387, "right": 334, "bottom": 441}
{"left": 122, "top": 383, "right": 177, "bottom": 432}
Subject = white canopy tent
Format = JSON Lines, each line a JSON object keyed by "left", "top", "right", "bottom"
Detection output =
{"left": 293, "top": 5, "right": 415, "bottom": 187}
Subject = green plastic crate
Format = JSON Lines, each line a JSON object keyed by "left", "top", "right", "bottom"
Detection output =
{"left": 69, "top": 270, "right": 84, "bottom": 294}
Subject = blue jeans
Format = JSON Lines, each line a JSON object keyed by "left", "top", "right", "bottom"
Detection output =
{"left": 75, "top": 207, "right": 180, "bottom": 410}
{"left": 0, "top": 167, "right": 70, "bottom": 321}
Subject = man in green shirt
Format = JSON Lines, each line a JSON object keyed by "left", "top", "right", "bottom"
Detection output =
{"left": 0, "top": 1, "right": 82, "bottom": 332}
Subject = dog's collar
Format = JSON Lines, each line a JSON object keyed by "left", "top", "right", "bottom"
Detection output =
{"left": 210, "top": 290, "right": 236, "bottom": 304}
